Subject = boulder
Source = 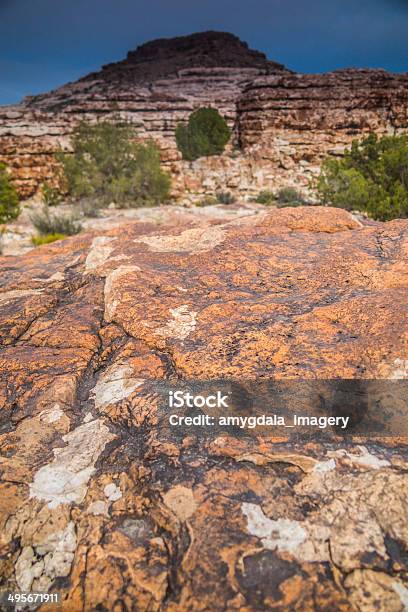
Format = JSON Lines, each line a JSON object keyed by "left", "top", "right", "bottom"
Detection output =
{"left": 0, "top": 206, "right": 407, "bottom": 610}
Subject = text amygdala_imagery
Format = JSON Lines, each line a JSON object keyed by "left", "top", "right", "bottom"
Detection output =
{"left": 164, "top": 382, "right": 408, "bottom": 436}
{"left": 169, "top": 413, "right": 350, "bottom": 430}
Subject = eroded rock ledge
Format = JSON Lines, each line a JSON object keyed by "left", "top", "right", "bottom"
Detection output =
{"left": 0, "top": 206, "right": 407, "bottom": 610}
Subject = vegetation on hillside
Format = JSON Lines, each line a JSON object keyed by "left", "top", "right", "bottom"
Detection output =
{"left": 276, "top": 187, "right": 306, "bottom": 207}
{"left": 316, "top": 133, "right": 408, "bottom": 221}
{"left": 32, "top": 233, "right": 67, "bottom": 246}
{"left": 57, "top": 120, "right": 171, "bottom": 209}
{"left": 30, "top": 206, "right": 82, "bottom": 237}
{"left": 254, "top": 187, "right": 306, "bottom": 206}
{"left": 216, "top": 191, "right": 236, "bottom": 204}
{"left": 176, "top": 107, "right": 231, "bottom": 161}
{"left": 0, "top": 163, "right": 20, "bottom": 223}
{"left": 254, "top": 190, "right": 275, "bottom": 205}
{"left": 195, "top": 195, "right": 219, "bottom": 207}
{"left": 42, "top": 182, "right": 62, "bottom": 207}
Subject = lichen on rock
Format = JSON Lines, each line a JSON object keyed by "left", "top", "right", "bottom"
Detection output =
{"left": 0, "top": 206, "right": 407, "bottom": 609}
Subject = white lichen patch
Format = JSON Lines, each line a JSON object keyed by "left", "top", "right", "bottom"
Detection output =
{"left": 242, "top": 466, "right": 408, "bottom": 580}
{"left": 389, "top": 358, "right": 408, "bottom": 380}
{"left": 15, "top": 523, "right": 77, "bottom": 592}
{"left": 37, "top": 403, "right": 70, "bottom": 433}
{"left": 294, "top": 468, "right": 407, "bottom": 573}
{"left": 392, "top": 581, "right": 408, "bottom": 610}
{"left": 33, "top": 271, "right": 65, "bottom": 283}
{"left": 242, "top": 502, "right": 330, "bottom": 563}
{"left": 15, "top": 547, "right": 44, "bottom": 591}
{"left": 104, "top": 482, "right": 122, "bottom": 502}
{"left": 85, "top": 236, "right": 116, "bottom": 271}
{"left": 0, "top": 289, "right": 43, "bottom": 304}
{"left": 156, "top": 305, "right": 197, "bottom": 340}
{"left": 329, "top": 446, "right": 390, "bottom": 470}
{"left": 39, "top": 404, "right": 64, "bottom": 424}
{"left": 104, "top": 265, "right": 141, "bottom": 321}
{"left": 134, "top": 225, "right": 226, "bottom": 253}
{"left": 313, "top": 458, "right": 336, "bottom": 473}
{"left": 87, "top": 500, "right": 109, "bottom": 516}
{"left": 36, "top": 521, "right": 76, "bottom": 580}
{"left": 242, "top": 502, "right": 307, "bottom": 553}
{"left": 91, "top": 364, "right": 143, "bottom": 410}
{"left": 30, "top": 419, "right": 114, "bottom": 508}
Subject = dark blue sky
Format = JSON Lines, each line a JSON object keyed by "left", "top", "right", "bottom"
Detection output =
{"left": 1, "top": 0, "right": 408, "bottom": 105}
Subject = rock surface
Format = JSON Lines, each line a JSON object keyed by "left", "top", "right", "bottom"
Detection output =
{"left": 0, "top": 206, "right": 407, "bottom": 610}
{"left": 0, "top": 31, "right": 407, "bottom": 202}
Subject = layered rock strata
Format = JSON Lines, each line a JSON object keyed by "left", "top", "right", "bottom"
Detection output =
{"left": 0, "top": 32, "right": 407, "bottom": 202}
{"left": 235, "top": 69, "right": 408, "bottom": 188}
{"left": 0, "top": 32, "right": 286, "bottom": 200}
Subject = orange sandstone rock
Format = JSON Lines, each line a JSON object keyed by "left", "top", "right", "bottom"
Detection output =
{"left": 0, "top": 206, "right": 407, "bottom": 610}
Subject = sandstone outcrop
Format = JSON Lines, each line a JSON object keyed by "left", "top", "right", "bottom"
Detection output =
{"left": 0, "top": 32, "right": 407, "bottom": 202}
{"left": 236, "top": 69, "right": 408, "bottom": 190}
{"left": 0, "top": 206, "right": 407, "bottom": 610}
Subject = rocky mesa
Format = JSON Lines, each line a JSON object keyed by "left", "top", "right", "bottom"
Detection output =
{"left": 0, "top": 31, "right": 408, "bottom": 201}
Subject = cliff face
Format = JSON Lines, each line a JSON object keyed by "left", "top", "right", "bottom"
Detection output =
{"left": 237, "top": 69, "right": 408, "bottom": 174}
{"left": 0, "top": 31, "right": 407, "bottom": 201}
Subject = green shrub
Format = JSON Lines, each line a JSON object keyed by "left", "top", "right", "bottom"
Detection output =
{"left": 176, "top": 107, "right": 231, "bottom": 161}
{"left": 276, "top": 187, "right": 306, "bottom": 207}
{"left": 77, "top": 199, "right": 102, "bottom": 218}
{"left": 57, "top": 120, "right": 171, "bottom": 209}
{"left": 30, "top": 206, "right": 82, "bottom": 236}
{"left": 254, "top": 190, "right": 275, "bottom": 205}
{"left": 42, "top": 182, "right": 62, "bottom": 207}
{"left": 216, "top": 191, "right": 236, "bottom": 205}
{"left": 195, "top": 196, "right": 219, "bottom": 207}
{"left": 0, "top": 163, "right": 20, "bottom": 223}
{"left": 316, "top": 133, "right": 408, "bottom": 221}
{"left": 32, "top": 233, "right": 67, "bottom": 246}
